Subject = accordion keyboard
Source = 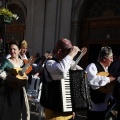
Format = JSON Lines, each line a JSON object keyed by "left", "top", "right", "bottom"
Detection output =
{"left": 61, "top": 72, "right": 72, "bottom": 112}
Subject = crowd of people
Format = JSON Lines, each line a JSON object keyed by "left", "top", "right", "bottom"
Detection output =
{"left": 0, "top": 38, "right": 120, "bottom": 120}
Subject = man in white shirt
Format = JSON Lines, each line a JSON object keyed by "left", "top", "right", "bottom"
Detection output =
{"left": 40, "top": 38, "right": 84, "bottom": 120}
{"left": 86, "top": 46, "right": 116, "bottom": 120}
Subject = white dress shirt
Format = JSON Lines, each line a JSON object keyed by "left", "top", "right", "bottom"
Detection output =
{"left": 86, "top": 63, "right": 110, "bottom": 89}
{"left": 45, "top": 55, "right": 83, "bottom": 80}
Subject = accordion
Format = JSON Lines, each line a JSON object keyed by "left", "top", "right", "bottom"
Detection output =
{"left": 40, "top": 70, "right": 91, "bottom": 112}
{"left": 69, "top": 70, "right": 91, "bottom": 111}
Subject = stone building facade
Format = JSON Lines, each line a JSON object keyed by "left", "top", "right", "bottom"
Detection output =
{"left": 1, "top": 0, "right": 120, "bottom": 68}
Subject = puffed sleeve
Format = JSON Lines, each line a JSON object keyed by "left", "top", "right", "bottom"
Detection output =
{"left": 0, "top": 58, "right": 13, "bottom": 80}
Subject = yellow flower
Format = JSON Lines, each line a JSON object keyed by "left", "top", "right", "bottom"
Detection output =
{"left": 0, "top": 8, "right": 19, "bottom": 20}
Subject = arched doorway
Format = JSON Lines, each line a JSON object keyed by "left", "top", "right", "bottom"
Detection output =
{"left": 5, "top": 2, "right": 26, "bottom": 55}
{"left": 0, "top": 1, "right": 26, "bottom": 61}
{"left": 79, "top": 0, "right": 120, "bottom": 68}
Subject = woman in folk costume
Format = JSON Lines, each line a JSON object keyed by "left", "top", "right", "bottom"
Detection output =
{"left": 6, "top": 40, "right": 28, "bottom": 60}
{"left": 0, "top": 41, "right": 30, "bottom": 120}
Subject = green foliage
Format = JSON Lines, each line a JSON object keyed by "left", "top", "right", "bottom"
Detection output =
{"left": 0, "top": 8, "right": 19, "bottom": 23}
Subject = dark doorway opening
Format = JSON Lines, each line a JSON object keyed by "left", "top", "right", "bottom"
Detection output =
{"left": 88, "top": 44, "right": 120, "bottom": 65}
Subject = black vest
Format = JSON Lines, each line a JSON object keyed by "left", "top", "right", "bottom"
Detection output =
{"left": 40, "top": 58, "right": 64, "bottom": 111}
{"left": 90, "top": 61, "right": 107, "bottom": 104}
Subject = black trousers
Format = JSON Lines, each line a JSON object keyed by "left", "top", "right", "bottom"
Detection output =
{"left": 87, "top": 110, "right": 106, "bottom": 120}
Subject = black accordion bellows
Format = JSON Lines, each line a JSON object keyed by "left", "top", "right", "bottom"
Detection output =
{"left": 69, "top": 70, "right": 91, "bottom": 111}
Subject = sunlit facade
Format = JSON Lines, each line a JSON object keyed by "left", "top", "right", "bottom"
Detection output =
{"left": 0, "top": 0, "right": 120, "bottom": 68}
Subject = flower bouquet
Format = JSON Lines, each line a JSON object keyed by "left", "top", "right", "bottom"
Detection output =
{"left": 0, "top": 8, "right": 19, "bottom": 23}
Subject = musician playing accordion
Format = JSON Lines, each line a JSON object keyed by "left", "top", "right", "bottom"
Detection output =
{"left": 86, "top": 46, "right": 116, "bottom": 120}
{"left": 40, "top": 38, "right": 84, "bottom": 120}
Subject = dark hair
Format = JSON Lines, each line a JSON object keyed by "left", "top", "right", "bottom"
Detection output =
{"left": 9, "top": 41, "right": 21, "bottom": 49}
